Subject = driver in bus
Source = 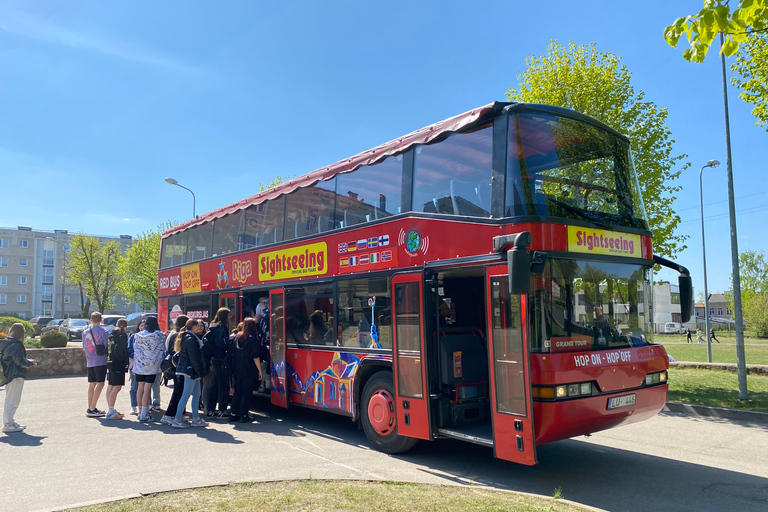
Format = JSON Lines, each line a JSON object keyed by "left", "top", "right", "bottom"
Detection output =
{"left": 593, "top": 306, "right": 612, "bottom": 346}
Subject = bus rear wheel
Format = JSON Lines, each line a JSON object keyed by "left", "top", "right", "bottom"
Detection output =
{"left": 360, "top": 371, "right": 418, "bottom": 454}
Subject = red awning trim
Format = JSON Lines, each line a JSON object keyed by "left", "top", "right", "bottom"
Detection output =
{"left": 162, "top": 101, "right": 508, "bottom": 239}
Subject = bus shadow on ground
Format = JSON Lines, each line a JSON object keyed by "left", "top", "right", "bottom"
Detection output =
{"left": 249, "top": 397, "right": 768, "bottom": 512}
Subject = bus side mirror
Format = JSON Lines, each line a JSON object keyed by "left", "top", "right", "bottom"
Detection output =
{"left": 679, "top": 275, "right": 693, "bottom": 322}
{"left": 508, "top": 246, "right": 532, "bottom": 295}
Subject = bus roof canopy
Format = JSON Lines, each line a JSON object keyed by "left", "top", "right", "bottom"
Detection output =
{"left": 162, "top": 102, "right": 626, "bottom": 238}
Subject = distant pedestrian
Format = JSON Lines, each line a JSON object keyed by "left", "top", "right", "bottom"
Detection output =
{"left": 686, "top": 327, "right": 692, "bottom": 343}
{"left": 1, "top": 323, "right": 37, "bottom": 433}
{"left": 105, "top": 319, "right": 129, "bottom": 420}
{"left": 83, "top": 312, "right": 110, "bottom": 417}
{"left": 696, "top": 328, "right": 705, "bottom": 344}
{"left": 132, "top": 317, "right": 166, "bottom": 422}
{"left": 710, "top": 328, "right": 720, "bottom": 343}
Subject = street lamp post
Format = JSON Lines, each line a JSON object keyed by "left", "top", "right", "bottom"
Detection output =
{"left": 165, "top": 177, "right": 197, "bottom": 219}
{"left": 699, "top": 159, "right": 720, "bottom": 364}
{"left": 45, "top": 237, "right": 67, "bottom": 318}
{"left": 719, "top": 32, "right": 748, "bottom": 400}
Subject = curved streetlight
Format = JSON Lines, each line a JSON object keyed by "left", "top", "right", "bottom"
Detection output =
{"left": 699, "top": 159, "right": 720, "bottom": 363}
{"left": 165, "top": 178, "right": 196, "bottom": 219}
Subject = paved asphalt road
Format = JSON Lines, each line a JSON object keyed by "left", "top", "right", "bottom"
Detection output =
{"left": 1, "top": 376, "right": 766, "bottom": 512}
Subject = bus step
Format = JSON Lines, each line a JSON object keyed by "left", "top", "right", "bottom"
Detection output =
{"left": 437, "top": 425, "right": 493, "bottom": 447}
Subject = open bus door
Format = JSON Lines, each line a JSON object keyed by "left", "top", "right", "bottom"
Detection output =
{"left": 269, "top": 289, "right": 288, "bottom": 408}
{"left": 217, "top": 292, "right": 240, "bottom": 324}
{"left": 486, "top": 265, "right": 537, "bottom": 465}
{"left": 391, "top": 272, "right": 432, "bottom": 440}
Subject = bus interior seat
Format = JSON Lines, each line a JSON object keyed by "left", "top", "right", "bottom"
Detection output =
{"left": 344, "top": 209, "right": 368, "bottom": 227}
{"left": 438, "top": 331, "right": 488, "bottom": 426}
{"left": 476, "top": 181, "right": 492, "bottom": 212}
{"left": 439, "top": 333, "right": 488, "bottom": 388}
{"left": 450, "top": 179, "right": 477, "bottom": 215}
{"left": 317, "top": 215, "right": 331, "bottom": 233}
{"left": 295, "top": 222, "right": 308, "bottom": 238}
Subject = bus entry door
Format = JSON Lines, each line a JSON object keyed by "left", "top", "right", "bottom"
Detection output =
{"left": 269, "top": 289, "right": 288, "bottom": 408}
{"left": 391, "top": 272, "right": 431, "bottom": 440}
{"left": 486, "top": 266, "right": 537, "bottom": 465}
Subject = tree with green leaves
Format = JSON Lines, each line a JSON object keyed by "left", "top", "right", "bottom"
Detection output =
{"left": 663, "top": 0, "right": 768, "bottom": 62}
{"left": 664, "top": 1, "right": 768, "bottom": 130}
{"left": 726, "top": 250, "right": 768, "bottom": 336}
{"left": 259, "top": 174, "right": 291, "bottom": 192}
{"left": 66, "top": 234, "right": 122, "bottom": 315}
{"left": 506, "top": 41, "right": 689, "bottom": 258}
{"left": 731, "top": 33, "right": 768, "bottom": 129}
{"left": 117, "top": 228, "right": 163, "bottom": 310}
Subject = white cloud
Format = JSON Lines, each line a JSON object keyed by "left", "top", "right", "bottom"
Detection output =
{"left": 0, "top": 5, "right": 201, "bottom": 75}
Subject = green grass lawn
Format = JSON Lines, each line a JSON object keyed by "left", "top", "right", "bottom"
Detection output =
{"left": 668, "top": 367, "right": 768, "bottom": 413}
{"left": 70, "top": 480, "right": 587, "bottom": 512}
{"left": 661, "top": 342, "right": 768, "bottom": 365}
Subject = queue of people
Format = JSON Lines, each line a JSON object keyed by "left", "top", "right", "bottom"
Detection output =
{"left": 84, "top": 306, "right": 270, "bottom": 428}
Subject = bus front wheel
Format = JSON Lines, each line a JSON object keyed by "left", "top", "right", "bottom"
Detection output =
{"left": 360, "top": 371, "right": 418, "bottom": 454}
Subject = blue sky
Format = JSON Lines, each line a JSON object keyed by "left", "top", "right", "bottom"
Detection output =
{"left": 1, "top": 0, "right": 765, "bottom": 296}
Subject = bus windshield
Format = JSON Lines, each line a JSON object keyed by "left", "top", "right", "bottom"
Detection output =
{"left": 507, "top": 111, "right": 648, "bottom": 230}
{"left": 531, "top": 258, "right": 653, "bottom": 353}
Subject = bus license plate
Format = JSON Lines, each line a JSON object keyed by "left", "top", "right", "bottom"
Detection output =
{"left": 607, "top": 394, "right": 636, "bottom": 410}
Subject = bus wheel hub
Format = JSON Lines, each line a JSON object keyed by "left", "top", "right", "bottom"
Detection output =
{"left": 368, "top": 390, "right": 395, "bottom": 436}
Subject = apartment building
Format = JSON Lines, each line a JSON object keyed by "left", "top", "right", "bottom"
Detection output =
{"left": 0, "top": 226, "right": 139, "bottom": 319}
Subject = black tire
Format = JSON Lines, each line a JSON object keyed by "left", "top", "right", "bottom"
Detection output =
{"left": 360, "top": 371, "right": 418, "bottom": 454}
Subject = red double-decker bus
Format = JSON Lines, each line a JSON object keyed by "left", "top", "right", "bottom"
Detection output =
{"left": 157, "top": 102, "right": 692, "bottom": 465}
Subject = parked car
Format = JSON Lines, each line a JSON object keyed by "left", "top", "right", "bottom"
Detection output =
{"left": 664, "top": 322, "right": 682, "bottom": 334}
{"left": 101, "top": 314, "right": 126, "bottom": 333}
{"left": 125, "top": 312, "right": 157, "bottom": 333}
{"left": 41, "top": 319, "right": 65, "bottom": 335}
{"left": 59, "top": 318, "right": 90, "bottom": 340}
{"left": 30, "top": 316, "right": 54, "bottom": 337}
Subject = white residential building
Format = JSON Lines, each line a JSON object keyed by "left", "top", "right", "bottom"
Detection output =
{"left": 0, "top": 226, "right": 139, "bottom": 319}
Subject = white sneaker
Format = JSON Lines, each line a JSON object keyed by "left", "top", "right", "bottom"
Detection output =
{"left": 160, "top": 415, "right": 173, "bottom": 425}
{"left": 129, "top": 407, "right": 138, "bottom": 415}
{"left": 3, "top": 423, "right": 24, "bottom": 433}
{"left": 190, "top": 417, "right": 208, "bottom": 427}
{"left": 171, "top": 418, "right": 189, "bottom": 429}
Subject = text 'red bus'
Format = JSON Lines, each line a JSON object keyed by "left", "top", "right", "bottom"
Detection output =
{"left": 158, "top": 102, "right": 692, "bottom": 465}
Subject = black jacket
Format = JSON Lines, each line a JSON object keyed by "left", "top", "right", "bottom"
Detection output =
{"left": 202, "top": 324, "right": 229, "bottom": 362}
{"left": 0, "top": 337, "right": 34, "bottom": 382}
{"left": 228, "top": 333, "right": 260, "bottom": 379}
{"left": 177, "top": 331, "right": 206, "bottom": 380}
{"left": 107, "top": 330, "right": 129, "bottom": 372}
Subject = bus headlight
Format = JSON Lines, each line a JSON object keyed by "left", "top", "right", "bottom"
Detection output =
{"left": 533, "top": 382, "right": 593, "bottom": 400}
{"left": 645, "top": 371, "right": 668, "bottom": 386}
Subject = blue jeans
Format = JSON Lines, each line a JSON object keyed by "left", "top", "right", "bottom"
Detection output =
{"left": 174, "top": 377, "right": 201, "bottom": 421}
{"left": 152, "top": 372, "right": 161, "bottom": 407}
{"left": 129, "top": 371, "right": 138, "bottom": 408}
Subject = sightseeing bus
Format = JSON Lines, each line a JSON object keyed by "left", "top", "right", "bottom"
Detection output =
{"left": 157, "top": 102, "right": 692, "bottom": 465}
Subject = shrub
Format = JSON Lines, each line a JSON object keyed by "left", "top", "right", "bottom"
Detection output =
{"left": 40, "top": 330, "right": 68, "bottom": 348}
{"left": 0, "top": 317, "right": 34, "bottom": 338}
{"left": 24, "top": 338, "right": 42, "bottom": 349}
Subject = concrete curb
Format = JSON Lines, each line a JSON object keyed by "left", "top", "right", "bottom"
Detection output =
{"left": 663, "top": 402, "right": 768, "bottom": 425}
{"left": 670, "top": 361, "right": 768, "bottom": 374}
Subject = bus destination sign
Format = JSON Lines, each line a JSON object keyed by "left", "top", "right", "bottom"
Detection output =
{"left": 567, "top": 226, "right": 641, "bottom": 258}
